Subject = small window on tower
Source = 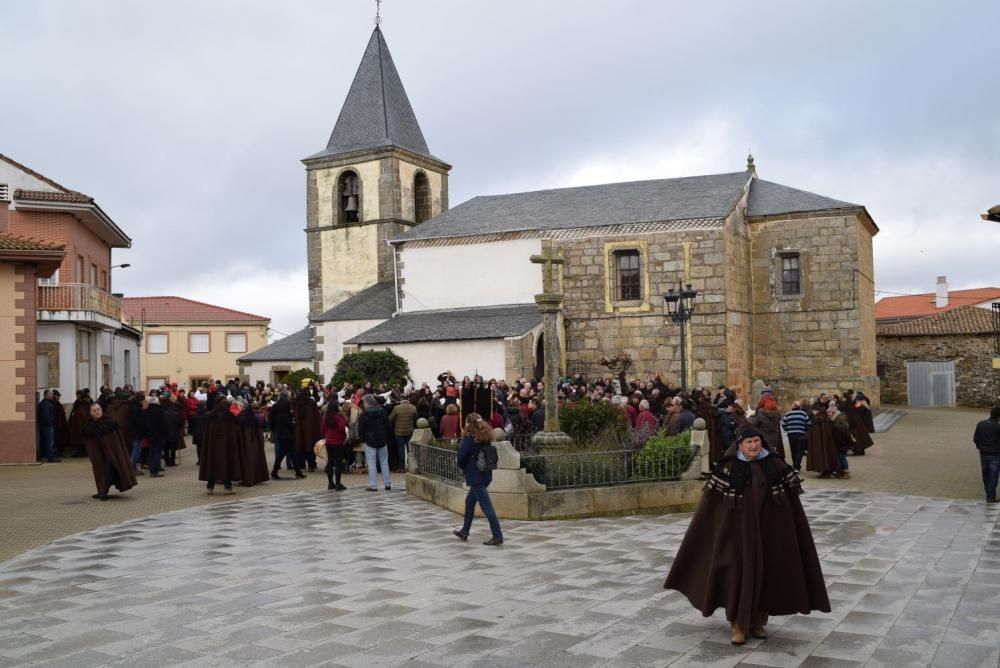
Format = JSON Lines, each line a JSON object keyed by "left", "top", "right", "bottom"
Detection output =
{"left": 338, "top": 171, "right": 361, "bottom": 224}
{"left": 780, "top": 253, "right": 801, "bottom": 295}
{"left": 614, "top": 250, "right": 642, "bottom": 301}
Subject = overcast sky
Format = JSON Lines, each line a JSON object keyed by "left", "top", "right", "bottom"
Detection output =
{"left": 3, "top": 0, "right": 998, "bottom": 338}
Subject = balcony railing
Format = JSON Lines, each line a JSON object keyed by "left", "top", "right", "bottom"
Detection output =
{"left": 37, "top": 283, "right": 123, "bottom": 322}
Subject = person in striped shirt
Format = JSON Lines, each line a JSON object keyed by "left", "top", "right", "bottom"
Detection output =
{"left": 781, "top": 401, "right": 811, "bottom": 472}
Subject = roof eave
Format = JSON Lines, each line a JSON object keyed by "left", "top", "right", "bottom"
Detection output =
{"left": 748, "top": 205, "right": 879, "bottom": 235}
{"left": 13, "top": 198, "right": 132, "bottom": 248}
{"left": 0, "top": 248, "right": 65, "bottom": 277}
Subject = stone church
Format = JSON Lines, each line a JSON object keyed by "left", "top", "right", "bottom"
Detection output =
{"left": 247, "top": 26, "right": 879, "bottom": 406}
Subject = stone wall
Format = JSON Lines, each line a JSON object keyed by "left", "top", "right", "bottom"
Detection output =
{"left": 504, "top": 328, "right": 538, "bottom": 382}
{"left": 748, "top": 211, "right": 879, "bottom": 408}
{"left": 723, "top": 192, "right": 753, "bottom": 398}
{"left": 555, "top": 225, "right": 731, "bottom": 388}
{"left": 877, "top": 333, "right": 998, "bottom": 407}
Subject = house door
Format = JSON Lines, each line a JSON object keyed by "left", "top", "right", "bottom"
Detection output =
{"left": 906, "top": 361, "right": 955, "bottom": 407}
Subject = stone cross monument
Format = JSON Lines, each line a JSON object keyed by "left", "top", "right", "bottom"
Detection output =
{"left": 530, "top": 241, "right": 573, "bottom": 450}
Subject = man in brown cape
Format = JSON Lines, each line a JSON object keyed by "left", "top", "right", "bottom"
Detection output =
{"left": 841, "top": 391, "right": 874, "bottom": 455}
{"left": 237, "top": 401, "right": 270, "bottom": 486}
{"left": 664, "top": 426, "right": 829, "bottom": 645}
{"left": 82, "top": 403, "right": 138, "bottom": 500}
{"left": 292, "top": 390, "right": 321, "bottom": 472}
{"left": 198, "top": 400, "right": 244, "bottom": 495}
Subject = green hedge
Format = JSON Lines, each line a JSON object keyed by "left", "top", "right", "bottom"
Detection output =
{"left": 332, "top": 349, "right": 410, "bottom": 389}
{"left": 560, "top": 399, "right": 628, "bottom": 449}
{"left": 285, "top": 368, "right": 319, "bottom": 391}
{"left": 631, "top": 429, "right": 693, "bottom": 481}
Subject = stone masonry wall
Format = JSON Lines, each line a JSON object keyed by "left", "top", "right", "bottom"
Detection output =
{"left": 748, "top": 212, "right": 879, "bottom": 408}
{"left": 504, "top": 330, "right": 537, "bottom": 382}
{"left": 877, "top": 334, "right": 998, "bottom": 408}
{"left": 723, "top": 191, "right": 753, "bottom": 398}
{"left": 555, "top": 227, "right": 732, "bottom": 388}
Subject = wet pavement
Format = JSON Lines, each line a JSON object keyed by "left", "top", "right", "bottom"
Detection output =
{"left": 1, "top": 486, "right": 998, "bottom": 667}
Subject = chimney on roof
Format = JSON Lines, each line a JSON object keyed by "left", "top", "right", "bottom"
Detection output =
{"left": 935, "top": 276, "right": 948, "bottom": 308}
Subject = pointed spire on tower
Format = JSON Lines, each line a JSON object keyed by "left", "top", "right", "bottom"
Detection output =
{"left": 307, "top": 27, "right": 433, "bottom": 161}
{"left": 746, "top": 151, "right": 757, "bottom": 176}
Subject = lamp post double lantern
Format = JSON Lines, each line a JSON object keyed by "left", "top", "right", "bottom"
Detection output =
{"left": 664, "top": 281, "right": 698, "bottom": 393}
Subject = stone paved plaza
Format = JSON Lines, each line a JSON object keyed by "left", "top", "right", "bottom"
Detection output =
{"left": 2, "top": 485, "right": 999, "bottom": 668}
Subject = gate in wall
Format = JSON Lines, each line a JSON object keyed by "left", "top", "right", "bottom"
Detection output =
{"left": 906, "top": 360, "right": 955, "bottom": 407}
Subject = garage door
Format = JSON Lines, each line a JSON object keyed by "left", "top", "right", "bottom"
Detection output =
{"left": 906, "top": 361, "right": 955, "bottom": 407}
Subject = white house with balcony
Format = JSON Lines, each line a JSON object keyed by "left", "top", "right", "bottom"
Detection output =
{"left": 0, "top": 152, "right": 140, "bottom": 401}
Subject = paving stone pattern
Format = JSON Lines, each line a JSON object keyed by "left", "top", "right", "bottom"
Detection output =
{"left": 1, "top": 487, "right": 998, "bottom": 667}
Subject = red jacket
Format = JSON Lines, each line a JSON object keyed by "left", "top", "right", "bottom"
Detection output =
{"left": 636, "top": 409, "right": 657, "bottom": 434}
{"left": 622, "top": 404, "right": 637, "bottom": 428}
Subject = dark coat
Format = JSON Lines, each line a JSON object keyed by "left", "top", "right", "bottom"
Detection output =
{"left": 292, "top": 396, "right": 321, "bottom": 454}
{"left": 198, "top": 408, "right": 243, "bottom": 482}
{"left": 830, "top": 413, "right": 854, "bottom": 452}
{"left": 108, "top": 398, "right": 130, "bottom": 437}
{"left": 127, "top": 398, "right": 145, "bottom": 443}
{"left": 143, "top": 403, "right": 167, "bottom": 448}
{"left": 664, "top": 445, "right": 829, "bottom": 630}
{"left": 83, "top": 418, "right": 138, "bottom": 496}
{"left": 806, "top": 411, "right": 843, "bottom": 474}
{"left": 456, "top": 435, "right": 492, "bottom": 487}
{"left": 37, "top": 398, "right": 57, "bottom": 428}
{"left": 68, "top": 399, "right": 91, "bottom": 448}
{"left": 358, "top": 405, "right": 392, "bottom": 449}
{"left": 268, "top": 398, "right": 295, "bottom": 447}
{"left": 54, "top": 400, "right": 70, "bottom": 449}
{"left": 750, "top": 409, "right": 785, "bottom": 458}
{"left": 189, "top": 406, "right": 208, "bottom": 446}
{"left": 974, "top": 419, "right": 1000, "bottom": 457}
{"left": 695, "top": 402, "right": 724, "bottom": 464}
{"left": 163, "top": 403, "right": 186, "bottom": 451}
{"left": 843, "top": 403, "right": 874, "bottom": 451}
{"left": 238, "top": 410, "right": 270, "bottom": 485}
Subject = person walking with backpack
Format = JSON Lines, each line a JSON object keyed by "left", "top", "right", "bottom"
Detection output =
{"left": 453, "top": 413, "right": 503, "bottom": 546}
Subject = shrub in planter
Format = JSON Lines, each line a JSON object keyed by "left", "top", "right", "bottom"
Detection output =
{"left": 632, "top": 429, "right": 694, "bottom": 480}
{"left": 560, "top": 399, "right": 628, "bottom": 449}
{"left": 284, "top": 368, "right": 319, "bottom": 391}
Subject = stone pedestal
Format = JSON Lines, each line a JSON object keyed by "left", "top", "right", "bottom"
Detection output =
{"left": 685, "top": 418, "right": 709, "bottom": 480}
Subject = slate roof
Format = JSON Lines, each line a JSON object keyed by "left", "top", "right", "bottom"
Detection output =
{"left": 313, "top": 281, "right": 397, "bottom": 322}
{"left": 0, "top": 234, "right": 65, "bottom": 251}
{"left": 876, "top": 305, "right": 996, "bottom": 337}
{"left": 306, "top": 28, "right": 434, "bottom": 162}
{"left": 238, "top": 327, "right": 315, "bottom": 363}
{"left": 746, "top": 179, "right": 859, "bottom": 217}
{"left": 123, "top": 297, "right": 269, "bottom": 323}
{"left": 393, "top": 172, "right": 753, "bottom": 243}
{"left": 876, "top": 287, "right": 1000, "bottom": 321}
{"left": 346, "top": 304, "right": 541, "bottom": 345}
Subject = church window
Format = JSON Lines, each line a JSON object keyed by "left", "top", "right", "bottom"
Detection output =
{"left": 337, "top": 170, "right": 361, "bottom": 224}
{"left": 414, "top": 171, "right": 431, "bottom": 223}
{"left": 780, "top": 253, "right": 801, "bottom": 295}
{"left": 614, "top": 250, "right": 642, "bottom": 301}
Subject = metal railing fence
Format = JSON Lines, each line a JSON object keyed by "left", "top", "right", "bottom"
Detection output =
{"left": 410, "top": 442, "right": 464, "bottom": 486}
{"left": 522, "top": 445, "right": 696, "bottom": 491}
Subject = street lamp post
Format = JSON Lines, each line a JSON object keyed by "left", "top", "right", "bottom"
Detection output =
{"left": 664, "top": 281, "right": 698, "bottom": 392}
{"left": 981, "top": 204, "right": 1000, "bottom": 223}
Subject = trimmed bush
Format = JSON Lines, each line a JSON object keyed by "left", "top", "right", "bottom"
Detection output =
{"left": 333, "top": 349, "right": 410, "bottom": 389}
{"left": 559, "top": 399, "right": 628, "bottom": 449}
{"left": 632, "top": 429, "right": 694, "bottom": 480}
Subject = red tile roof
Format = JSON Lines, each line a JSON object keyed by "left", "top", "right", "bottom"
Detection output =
{"left": 13, "top": 188, "right": 93, "bottom": 204}
{"left": 876, "top": 305, "right": 996, "bottom": 337}
{"left": 875, "top": 287, "right": 1000, "bottom": 321}
{"left": 123, "top": 296, "right": 269, "bottom": 323}
{"left": 0, "top": 234, "right": 66, "bottom": 251}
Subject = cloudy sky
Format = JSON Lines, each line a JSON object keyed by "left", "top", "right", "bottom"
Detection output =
{"left": 3, "top": 0, "right": 998, "bottom": 337}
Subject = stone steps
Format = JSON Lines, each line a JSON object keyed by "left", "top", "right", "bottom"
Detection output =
{"left": 873, "top": 408, "right": 906, "bottom": 433}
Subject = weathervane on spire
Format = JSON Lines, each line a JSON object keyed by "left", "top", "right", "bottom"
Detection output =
{"left": 374, "top": 0, "right": 382, "bottom": 26}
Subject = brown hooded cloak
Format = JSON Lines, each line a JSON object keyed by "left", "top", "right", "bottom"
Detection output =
{"left": 83, "top": 417, "right": 138, "bottom": 498}
{"left": 842, "top": 402, "right": 874, "bottom": 452}
{"left": 108, "top": 398, "right": 130, "bottom": 437}
{"left": 664, "top": 444, "right": 829, "bottom": 631}
{"left": 67, "top": 398, "right": 92, "bottom": 454}
{"left": 750, "top": 409, "right": 785, "bottom": 458}
{"left": 292, "top": 394, "right": 321, "bottom": 454}
{"left": 237, "top": 410, "right": 271, "bottom": 485}
{"left": 806, "top": 411, "right": 843, "bottom": 475}
{"left": 198, "top": 406, "right": 244, "bottom": 483}
{"left": 695, "top": 401, "right": 724, "bottom": 465}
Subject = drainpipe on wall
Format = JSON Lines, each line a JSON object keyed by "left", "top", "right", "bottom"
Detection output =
{"left": 388, "top": 240, "right": 400, "bottom": 317}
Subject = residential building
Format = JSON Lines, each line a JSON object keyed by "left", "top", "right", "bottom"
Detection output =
{"left": 238, "top": 327, "right": 315, "bottom": 386}
{"left": 0, "top": 231, "right": 65, "bottom": 464}
{"left": 0, "top": 153, "right": 140, "bottom": 414}
{"left": 123, "top": 296, "right": 268, "bottom": 391}
{"left": 875, "top": 276, "right": 1000, "bottom": 325}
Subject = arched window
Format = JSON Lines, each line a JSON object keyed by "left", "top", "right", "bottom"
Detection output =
{"left": 413, "top": 171, "right": 431, "bottom": 224}
{"left": 337, "top": 171, "right": 361, "bottom": 224}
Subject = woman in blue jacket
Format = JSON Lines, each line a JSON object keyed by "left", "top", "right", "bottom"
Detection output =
{"left": 454, "top": 414, "right": 504, "bottom": 546}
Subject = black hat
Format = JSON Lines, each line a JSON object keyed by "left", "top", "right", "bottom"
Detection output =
{"left": 736, "top": 426, "right": 764, "bottom": 444}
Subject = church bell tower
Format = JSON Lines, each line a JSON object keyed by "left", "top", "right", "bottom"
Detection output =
{"left": 303, "top": 26, "right": 451, "bottom": 319}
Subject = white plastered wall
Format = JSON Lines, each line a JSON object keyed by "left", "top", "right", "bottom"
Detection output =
{"left": 399, "top": 238, "right": 542, "bottom": 312}
{"left": 317, "top": 318, "right": 387, "bottom": 381}
{"left": 359, "top": 339, "right": 506, "bottom": 386}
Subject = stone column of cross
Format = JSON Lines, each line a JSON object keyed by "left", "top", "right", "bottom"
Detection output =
{"left": 530, "top": 241, "right": 573, "bottom": 449}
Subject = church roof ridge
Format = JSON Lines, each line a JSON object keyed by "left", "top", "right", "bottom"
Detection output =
{"left": 305, "top": 27, "right": 435, "bottom": 162}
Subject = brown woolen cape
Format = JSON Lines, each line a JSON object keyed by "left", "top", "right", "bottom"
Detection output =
{"left": 695, "top": 403, "right": 724, "bottom": 464}
{"left": 83, "top": 418, "right": 138, "bottom": 496}
{"left": 664, "top": 446, "right": 829, "bottom": 630}
{"left": 750, "top": 409, "right": 785, "bottom": 458}
{"left": 237, "top": 411, "right": 270, "bottom": 485}
{"left": 806, "top": 412, "right": 843, "bottom": 474}
{"left": 198, "top": 410, "right": 244, "bottom": 483}
{"left": 843, "top": 403, "right": 874, "bottom": 451}
{"left": 292, "top": 397, "right": 321, "bottom": 454}
{"left": 108, "top": 398, "right": 130, "bottom": 437}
